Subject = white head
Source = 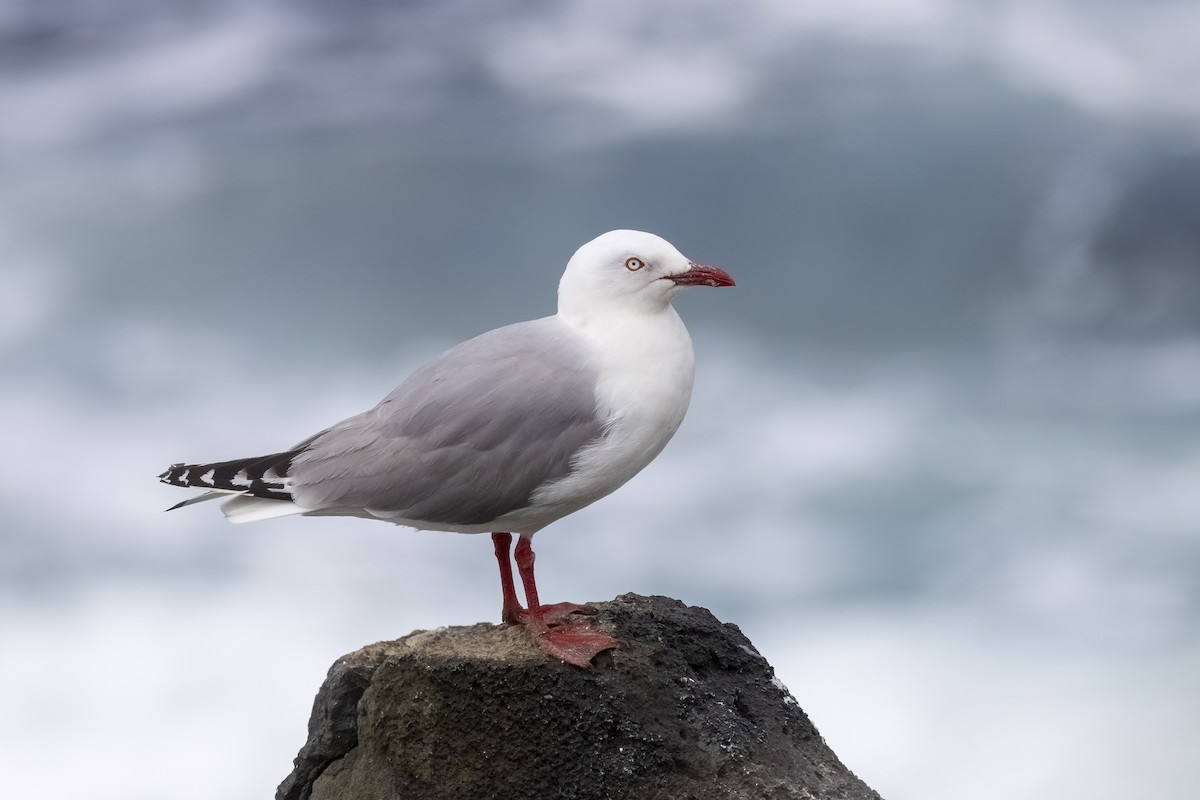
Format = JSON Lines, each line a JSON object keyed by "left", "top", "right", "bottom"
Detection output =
{"left": 557, "top": 230, "right": 733, "bottom": 321}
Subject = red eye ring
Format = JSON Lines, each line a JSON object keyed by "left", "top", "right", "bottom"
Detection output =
{"left": 625, "top": 257, "right": 645, "bottom": 271}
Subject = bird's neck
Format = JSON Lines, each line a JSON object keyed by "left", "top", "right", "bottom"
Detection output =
{"left": 556, "top": 298, "right": 678, "bottom": 331}
{"left": 557, "top": 303, "right": 695, "bottom": 423}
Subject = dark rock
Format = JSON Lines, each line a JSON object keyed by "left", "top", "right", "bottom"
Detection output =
{"left": 278, "top": 594, "right": 882, "bottom": 800}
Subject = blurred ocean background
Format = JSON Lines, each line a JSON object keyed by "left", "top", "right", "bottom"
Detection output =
{"left": 2, "top": 1, "right": 1198, "bottom": 797}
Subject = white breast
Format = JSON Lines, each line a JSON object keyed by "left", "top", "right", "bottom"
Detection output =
{"left": 525, "top": 306, "right": 696, "bottom": 521}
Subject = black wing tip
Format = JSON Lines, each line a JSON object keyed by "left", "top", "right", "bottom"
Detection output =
{"left": 158, "top": 463, "right": 187, "bottom": 485}
{"left": 157, "top": 450, "right": 302, "bottom": 498}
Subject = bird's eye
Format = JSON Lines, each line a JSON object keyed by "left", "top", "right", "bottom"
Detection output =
{"left": 625, "top": 257, "right": 645, "bottom": 272}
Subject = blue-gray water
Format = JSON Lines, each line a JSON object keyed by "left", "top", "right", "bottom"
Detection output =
{"left": 3, "top": 2, "right": 1198, "bottom": 798}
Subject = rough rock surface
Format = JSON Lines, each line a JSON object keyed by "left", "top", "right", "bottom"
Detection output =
{"left": 278, "top": 594, "right": 882, "bottom": 800}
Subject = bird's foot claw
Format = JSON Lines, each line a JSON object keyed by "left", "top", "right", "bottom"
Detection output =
{"left": 504, "top": 601, "right": 595, "bottom": 628}
{"left": 529, "top": 617, "right": 619, "bottom": 669}
{"left": 538, "top": 601, "right": 597, "bottom": 626}
{"left": 503, "top": 599, "right": 617, "bottom": 667}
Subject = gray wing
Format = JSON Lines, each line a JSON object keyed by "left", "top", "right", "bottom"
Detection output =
{"left": 288, "top": 316, "right": 604, "bottom": 525}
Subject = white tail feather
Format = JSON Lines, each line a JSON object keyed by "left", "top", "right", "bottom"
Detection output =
{"left": 220, "top": 495, "right": 307, "bottom": 524}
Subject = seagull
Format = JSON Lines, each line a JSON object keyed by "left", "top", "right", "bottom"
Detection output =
{"left": 159, "top": 229, "right": 734, "bottom": 667}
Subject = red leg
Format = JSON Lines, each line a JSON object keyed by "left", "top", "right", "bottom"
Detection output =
{"left": 491, "top": 532, "right": 524, "bottom": 624}
{"left": 511, "top": 534, "right": 619, "bottom": 668}
{"left": 513, "top": 536, "right": 590, "bottom": 624}
{"left": 513, "top": 535, "right": 542, "bottom": 613}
